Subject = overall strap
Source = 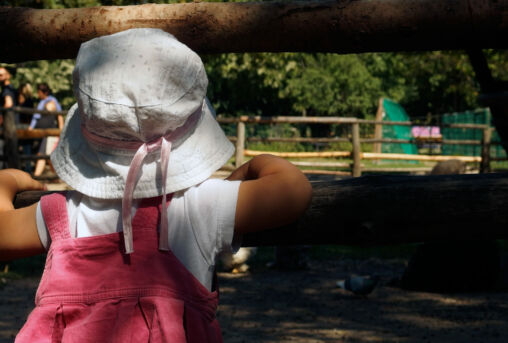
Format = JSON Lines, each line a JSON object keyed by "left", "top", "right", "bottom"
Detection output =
{"left": 40, "top": 192, "right": 71, "bottom": 241}
{"left": 132, "top": 194, "right": 174, "bottom": 232}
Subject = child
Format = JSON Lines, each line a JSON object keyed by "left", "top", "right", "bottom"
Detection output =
{"left": 0, "top": 28, "right": 312, "bottom": 342}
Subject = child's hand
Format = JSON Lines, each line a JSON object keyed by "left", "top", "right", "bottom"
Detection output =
{"left": 0, "top": 169, "right": 46, "bottom": 211}
{"left": 0, "top": 169, "right": 46, "bottom": 192}
{"left": 0, "top": 169, "right": 46, "bottom": 260}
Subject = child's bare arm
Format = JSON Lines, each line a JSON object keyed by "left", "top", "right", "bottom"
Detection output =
{"left": 0, "top": 169, "right": 46, "bottom": 260}
{"left": 227, "top": 154, "right": 312, "bottom": 234}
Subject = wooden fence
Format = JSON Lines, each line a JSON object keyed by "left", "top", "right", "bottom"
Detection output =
{"left": 0, "top": 107, "right": 65, "bottom": 171}
{"left": 219, "top": 115, "right": 501, "bottom": 176}
{"left": 14, "top": 172, "right": 508, "bottom": 246}
{"left": 1, "top": 107, "right": 503, "bottom": 176}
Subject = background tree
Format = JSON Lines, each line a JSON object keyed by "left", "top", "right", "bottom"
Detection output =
{"left": 2, "top": 0, "right": 508, "bottom": 128}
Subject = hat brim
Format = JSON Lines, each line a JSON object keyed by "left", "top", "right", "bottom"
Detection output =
{"left": 51, "top": 100, "right": 235, "bottom": 199}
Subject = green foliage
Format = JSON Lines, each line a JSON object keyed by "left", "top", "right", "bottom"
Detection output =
{"left": 365, "top": 51, "right": 479, "bottom": 118}
{"left": 204, "top": 52, "right": 383, "bottom": 119}
{"left": 3, "top": 0, "right": 508, "bottom": 120}
{"left": 285, "top": 54, "right": 382, "bottom": 118}
{"left": 205, "top": 50, "right": 494, "bottom": 120}
{"left": 485, "top": 49, "right": 508, "bottom": 81}
{"left": 244, "top": 123, "right": 307, "bottom": 152}
{"left": 14, "top": 60, "right": 75, "bottom": 108}
{"left": 204, "top": 53, "right": 295, "bottom": 117}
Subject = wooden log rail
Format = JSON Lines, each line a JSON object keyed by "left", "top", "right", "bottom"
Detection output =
{"left": 0, "top": 107, "right": 63, "bottom": 167}
{"left": 243, "top": 173, "right": 508, "bottom": 246}
{"left": 222, "top": 116, "right": 501, "bottom": 175}
{"left": 13, "top": 173, "right": 508, "bottom": 246}
{"left": 1, "top": 108, "right": 502, "bottom": 172}
{"left": 245, "top": 150, "right": 483, "bottom": 162}
{"left": 0, "top": 106, "right": 67, "bottom": 117}
{"left": 2, "top": 0, "right": 508, "bottom": 62}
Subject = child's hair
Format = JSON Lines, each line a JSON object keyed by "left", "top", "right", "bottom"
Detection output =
{"left": 18, "top": 82, "right": 33, "bottom": 98}
{"left": 50, "top": 28, "right": 234, "bottom": 253}
{"left": 36, "top": 82, "right": 51, "bottom": 95}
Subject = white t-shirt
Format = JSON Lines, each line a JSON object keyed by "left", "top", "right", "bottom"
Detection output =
{"left": 36, "top": 179, "right": 241, "bottom": 291}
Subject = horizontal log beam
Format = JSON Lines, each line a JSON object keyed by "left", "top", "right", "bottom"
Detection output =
{"left": 302, "top": 170, "right": 351, "bottom": 176}
{"left": 0, "top": 107, "right": 66, "bottom": 117}
{"left": 245, "top": 173, "right": 508, "bottom": 246}
{"left": 17, "top": 129, "right": 61, "bottom": 139}
{"left": 291, "top": 161, "right": 352, "bottom": 168}
{"left": 2, "top": 0, "right": 508, "bottom": 62}
{"left": 244, "top": 149, "right": 483, "bottom": 162}
{"left": 13, "top": 173, "right": 508, "bottom": 246}
{"left": 362, "top": 152, "right": 482, "bottom": 162}
{"left": 244, "top": 150, "right": 352, "bottom": 158}
{"left": 218, "top": 116, "right": 489, "bottom": 129}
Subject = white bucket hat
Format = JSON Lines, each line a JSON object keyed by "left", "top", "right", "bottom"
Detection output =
{"left": 51, "top": 28, "right": 234, "bottom": 253}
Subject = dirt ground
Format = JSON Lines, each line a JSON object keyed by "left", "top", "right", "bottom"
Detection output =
{"left": 1, "top": 257, "right": 507, "bottom": 343}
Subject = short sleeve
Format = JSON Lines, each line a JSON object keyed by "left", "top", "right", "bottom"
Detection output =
{"left": 35, "top": 202, "right": 51, "bottom": 250}
{"left": 180, "top": 179, "right": 241, "bottom": 266}
{"left": 3, "top": 87, "right": 15, "bottom": 101}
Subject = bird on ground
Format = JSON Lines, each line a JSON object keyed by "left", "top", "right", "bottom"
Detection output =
{"left": 219, "top": 247, "right": 257, "bottom": 274}
{"left": 336, "top": 275, "right": 380, "bottom": 296}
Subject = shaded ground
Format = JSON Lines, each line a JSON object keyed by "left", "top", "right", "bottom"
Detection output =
{"left": 1, "top": 255, "right": 507, "bottom": 342}
{"left": 217, "top": 257, "right": 508, "bottom": 342}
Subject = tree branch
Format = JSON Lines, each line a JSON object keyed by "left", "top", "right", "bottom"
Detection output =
{"left": 1, "top": 0, "right": 508, "bottom": 62}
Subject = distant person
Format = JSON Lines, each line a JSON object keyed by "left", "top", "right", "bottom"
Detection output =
{"left": 17, "top": 83, "right": 36, "bottom": 172}
{"left": 29, "top": 83, "right": 63, "bottom": 176}
{"left": 0, "top": 67, "right": 16, "bottom": 113}
{"left": 0, "top": 67, "right": 17, "bottom": 169}
{"left": 17, "top": 83, "right": 35, "bottom": 127}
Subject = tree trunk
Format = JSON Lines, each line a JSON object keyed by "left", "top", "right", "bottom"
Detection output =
{"left": 14, "top": 173, "right": 508, "bottom": 246}
{"left": 467, "top": 50, "right": 508, "bottom": 156}
{"left": 2, "top": 0, "right": 508, "bottom": 62}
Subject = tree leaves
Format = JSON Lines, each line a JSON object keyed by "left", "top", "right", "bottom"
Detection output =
{"left": 3, "top": 0, "right": 508, "bottom": 120}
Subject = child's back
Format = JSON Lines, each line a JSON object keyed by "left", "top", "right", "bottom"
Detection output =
{"left": 35, "top": 178, "right": 240, "bottom": 290}
{"left": 19, "top": 191, "right": 224, "bottom": 342}
{"left": 0, "top": 28, "right": 312, "bottom": 343}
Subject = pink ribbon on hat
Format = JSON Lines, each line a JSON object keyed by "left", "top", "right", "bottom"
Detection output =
{"left": 81, "top": 107, "right": 202, "bottom": 254}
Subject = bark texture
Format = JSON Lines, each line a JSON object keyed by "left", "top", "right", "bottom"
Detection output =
{"left": 243, "top": 173, "right": 508, "bottom": 246}
{"left": 1, "top": 0, "right": 508, "bottom": 62}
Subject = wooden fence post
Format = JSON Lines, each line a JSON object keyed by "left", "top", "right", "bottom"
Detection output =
{"left": 235, "top": 120, "right": 245, "bottom": 168}
{"left": 480, "top": 127, "right": 492, "bottom": 173}
{"left": 373, "top": 98, "right": 384, "bottom": 155}
{"left": 351, "top": 122, "right": 362, "bottom": 177}
{"left": 3, "top": 109, "right": 20, "bottom": 169}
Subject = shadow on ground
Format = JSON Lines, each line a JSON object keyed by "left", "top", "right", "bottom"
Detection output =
{"left": 1, "top": 258, "right": 507, "bottom": 342}
{"left": 217, "top": 258, "right": 508, "bottom": 343}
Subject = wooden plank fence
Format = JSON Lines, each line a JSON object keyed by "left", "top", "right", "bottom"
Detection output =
{"left": 1, "top": 107, "right": 503, "bottom": 176}
{"left": 219, "top": 116, "right": 501, "bottom": 176}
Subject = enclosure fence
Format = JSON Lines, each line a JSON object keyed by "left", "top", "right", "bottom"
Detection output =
{"left": 218, "top": 115, "right": 502, "bottom": 176}
{"left": 1, "top": 107, "right": 503, "bottom": 177}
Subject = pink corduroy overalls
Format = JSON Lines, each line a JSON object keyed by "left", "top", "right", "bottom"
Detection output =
{"left": 16, "top": 192, "right": 223, "bottom": 343}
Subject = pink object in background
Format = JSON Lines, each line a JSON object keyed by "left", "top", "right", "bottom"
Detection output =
{"left": 411, "top": 126, "right": 441, "bottom": 138}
